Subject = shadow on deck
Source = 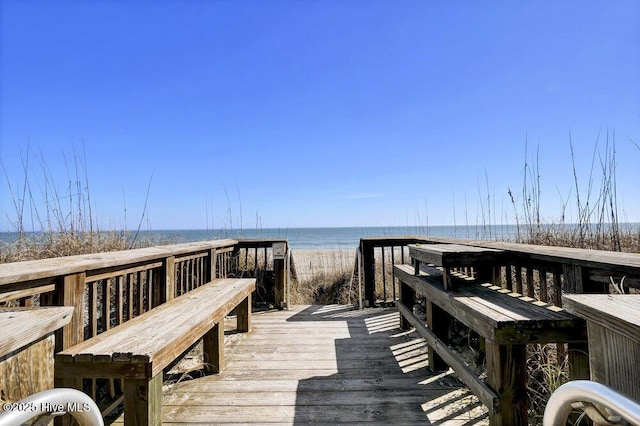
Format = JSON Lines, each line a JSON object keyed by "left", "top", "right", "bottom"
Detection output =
{"left": 289, "top": 305, "right": 488, "bottom": 425}
{"left": 120, "top": 305, "right": 489, "bottom": 425}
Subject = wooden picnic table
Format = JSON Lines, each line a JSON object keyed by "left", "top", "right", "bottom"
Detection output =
{"left": 408, "top": 243, "right": 504, "bottom": 289}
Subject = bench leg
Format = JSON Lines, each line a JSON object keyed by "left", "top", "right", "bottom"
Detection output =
{"left": 203, "top": 321, "right": 225, "bottom": 373}
{"left": 123, "top": 373, "right": 162, "bottom": 426}
{"left": 426, "top": 301, "right": 450, "bottom": 371}
{"left": 237, "top": 293, "right": 252, "bottom": 332}
{"left": 485, "top": 343, "right": 528, "bottom": 426}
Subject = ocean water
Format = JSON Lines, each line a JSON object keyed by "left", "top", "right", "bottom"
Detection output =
{"left": 186, "top": 225, "right": 520, "bottom": 249}
{"left": 0, "top": 225, "right": 520, "bottom": 250}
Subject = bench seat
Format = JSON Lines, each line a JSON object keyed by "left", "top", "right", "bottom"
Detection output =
{"left": 395, "top": 264, "right": 585, "bottom": 345}
{"left": 55, "top": 278, "right": 255, "bottom": 425}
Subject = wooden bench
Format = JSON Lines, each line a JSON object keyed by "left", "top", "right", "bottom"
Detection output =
{"left": 394, "top": 263, "right": 587, "bottom": 426}
{"left": 1, "top": 307, "right": 74, "bottom": 403}
{"left": 55, "top": 278, "right": 255, "bottom": 426}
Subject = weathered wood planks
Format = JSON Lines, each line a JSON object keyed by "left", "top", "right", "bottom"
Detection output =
{"left": 395, "top": 264, "right": 586, "bottom": 345}
{"left": 0, "top": 239, "right": 238, "bottom": 288}
{"left": 0, "top": 306, "right": 73, "bottom": 403}
{"left": 395, "top": 256, "right": 587, "bottom": 426}
{"left": 0, "top": 306, "right": 73, "bottom": 356}
{"left": 55, "top": 278, "right": 255, "bottom": 426}
{"left": 111, "top": 305, "right": 489, "bottom": 425}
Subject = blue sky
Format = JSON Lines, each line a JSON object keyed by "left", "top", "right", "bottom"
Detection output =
{"left": 1, "top": 1, "right": 639, "bottom": 231}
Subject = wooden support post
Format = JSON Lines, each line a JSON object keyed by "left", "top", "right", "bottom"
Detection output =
{"left": 164, "top": 256, "right": 175, "bottom": 302}
{"left": 362, "top": 242, "right": 376, "bottom": 307}
{"left": 391, "top": 247, "right": 397, "bottom": 300}
{"left": 237, "top": 294, "right": 252, "bottom": 332}
{"left": 563, "top": 264, "right": 606, "bottom": 294}
{"left": 209, "top": 249, "right": 217, "bottom": 281}
{"left": 123, "top": 373, "right": 162, "bottom": 426}
{"left": 486, "top": 342, "right": 528, "bottom": 426}
{"left": 203, "top": 322, "right": 225, "bottom": 374}
{"left": 381, "top": 248, "right": 387, "bottom": 302}
{"left": 274, "top": 257, "right": 286, "bottom": 310}
{"left": 398, "top": 281, "right": 415, "bottom": 331}
{"left": 442, "top": 267, "right": 452, "bottom": 290}
{"left": 426, "top": 301, "right": 450, "bottom": 371}
{"left": 51, "top": 272, "right": 86, "bottom": 352}
{"left": 563, "top": 264, "right": 584, "bottom": 294}
{"left": 568, "top": 342, "right": 590, "bottom": 380}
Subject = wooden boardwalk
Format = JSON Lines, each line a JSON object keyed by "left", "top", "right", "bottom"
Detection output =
{"left": 115, "top": 305, "right": 488, "bottom": 425}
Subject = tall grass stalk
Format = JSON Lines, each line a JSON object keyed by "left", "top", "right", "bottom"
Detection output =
{"left": 0, "top": 147, "right": 151, "bottom": 263}
{"left": 511, "top": 132, "right": 639, "bottom": 252}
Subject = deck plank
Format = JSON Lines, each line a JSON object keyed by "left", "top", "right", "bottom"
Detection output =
{"left": 112, "top": 305, "right": 489, "bottom": 425}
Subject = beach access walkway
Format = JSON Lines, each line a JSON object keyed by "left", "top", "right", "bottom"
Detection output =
{"left": 112, "top": 304, "right": 487, "bottom": 425}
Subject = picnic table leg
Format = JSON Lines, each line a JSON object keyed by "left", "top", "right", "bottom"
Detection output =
{"left": 568, "top": 342, "right": 590, "bottom": 380}
{"left": 203, "top": 321, "right": 225, "bottom": 373}
{"left": 399, "top": 281, "right": 415, "bottom": 331}
{"left": 426, "top": 302, "right": 450, "bottom": 371}
{"left": 123, "top": 373, "right": 162, "bottom": 426}
{"left": 486, "top": 342, "right": 528, "bottom": 426}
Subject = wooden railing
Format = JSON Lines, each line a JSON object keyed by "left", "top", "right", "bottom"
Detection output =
{"left": 0, "top": 240, "right": 237, "bottom": 349}
{"left": 359, "top": 237, "right": 432, "bottom": 307}
{"left": 233, "top": 239, "right": 292, "bottom": 309}
{"left": 0, "top": 238, "right": 291, "bottom": 413}
{"left": 359, "top": 236, "right": 640, "bottom": 423}
{"left": 359, "top": 236, "right": 640, "bottom": 308}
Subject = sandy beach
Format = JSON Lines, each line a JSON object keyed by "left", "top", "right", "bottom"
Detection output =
{"left": 289, "top": 248, "right": 356, "bottom": 281}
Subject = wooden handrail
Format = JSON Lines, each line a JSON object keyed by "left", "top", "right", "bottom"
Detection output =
{"left": 0, "top": 239, "right": 238, "bottom": 287}
{"left": 359, "top": 235, "right": 640, "bottom": 308}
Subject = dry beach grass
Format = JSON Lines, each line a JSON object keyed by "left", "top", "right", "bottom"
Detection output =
{"left": 289, "top": 248, "right": 356, "bottom": 304}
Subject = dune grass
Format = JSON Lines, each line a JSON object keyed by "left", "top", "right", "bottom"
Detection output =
{"left": 0, "top": 147, "right": 157, "bottom": 263}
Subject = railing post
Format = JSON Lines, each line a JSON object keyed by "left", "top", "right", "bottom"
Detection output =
{"left": 562, "top": 264, "right": 586, "bottom": 294}
{"left": 43, "top": 273, "right": 87, "bottom": 426}
{"left": 208, "top": 249, "right": 217, "bottom": 281}
{"left": 563, "top": 264, "right": 607, "bottom": 294}
{"left": 362, "top": 241, "right": 375, "bottom": 307}
{"left": 231, "top": 245, "right": 241, "bottom": 277}
{"left": 273, "top": 242, "right": 287, "bottom": 310}
{"left": 164, "top": 256, "right": 176, "bottom": 302}
{"left": 274, "top": 257, "right": 285, "bottom": 309}
{"left": 50, "top": 272, "right": 86, "bottom": 352}
{"left": 561, "top": 264, "right": 592, "bottom": 381}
